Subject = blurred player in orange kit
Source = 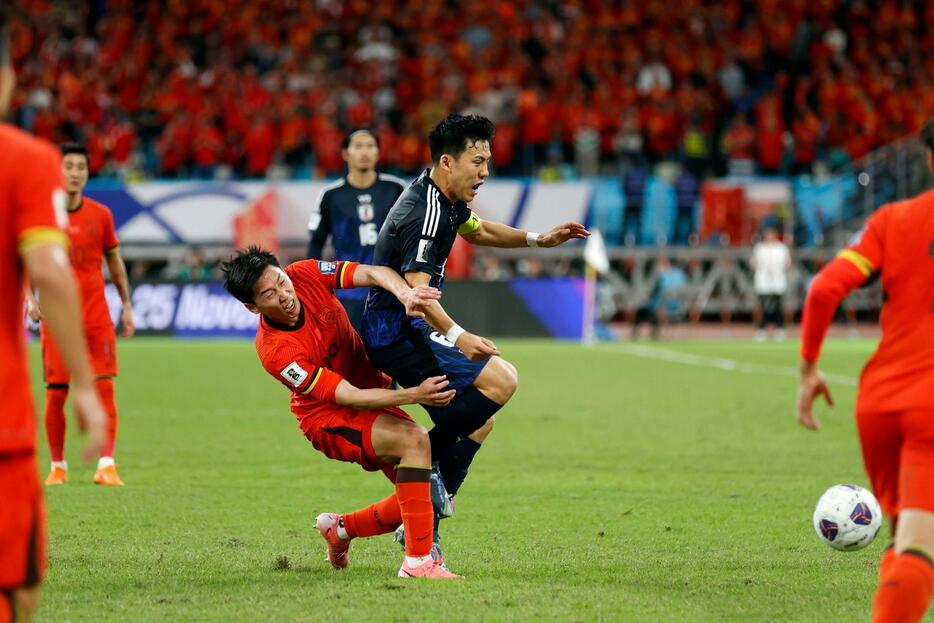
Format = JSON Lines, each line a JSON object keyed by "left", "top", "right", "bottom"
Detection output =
{"left": 797, "top": 116, "right": 934, "bottom": 623}
{"left": 26, "top": 143, "right": 134, "bottom": 487}
{"left": 0, "top": 11, "right": 106, "bottom": 623}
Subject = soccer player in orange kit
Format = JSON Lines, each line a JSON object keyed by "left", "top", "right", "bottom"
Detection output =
{"left": 798, "top": 116, "right": 934, "bottom": 623}
{"left": 0, "top": 11, "right": 106, "bottom": 622}
{"left": 222, "top": 247, "right": 462, "bottom": 578}
{"left": 26, "top": 144, "right": 134, "bottom": 486}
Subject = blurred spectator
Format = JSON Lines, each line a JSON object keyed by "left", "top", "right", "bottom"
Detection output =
{"left": 632, "top": 257, "right": 688, "bottom": 340}
{"left": 178, "top": 248, "right": 211, "bottom": 281}
{"left": 477, "top": 255, "right": 510, "bottom": 282}
{"left": 751, "top": 226, "right": 791, "bottom": 341}
{"left": 7, "top": 1, "right": 932, "bottom": 179}
{"left": 723, "top": 115, "right": 756, "bottom": 176}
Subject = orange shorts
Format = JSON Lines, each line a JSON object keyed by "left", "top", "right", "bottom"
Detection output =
{"left": 0, "top": 453, "right": 46, "bottom": 590}
{"left": 306, "top": 407, "right": 413, "bottom": 481}
{"left": 857, "top": 408, "right": 934, "bottom": 519}
{"left": 41, "top": 324, "right": 117, "bottom": 384}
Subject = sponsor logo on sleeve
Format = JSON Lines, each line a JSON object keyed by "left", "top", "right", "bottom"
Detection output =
{"left": 280, "top": 361, "right": 310, "bottom": 388}
{"left": 318, "top": 261, "right": 338, "bottom": 275}
{"left": 416, "top": 239, "right": 432, "bottom": 263}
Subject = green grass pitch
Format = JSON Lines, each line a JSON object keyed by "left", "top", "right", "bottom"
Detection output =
{"left": 26, "top": 337, "right": 905, "bottom": 622}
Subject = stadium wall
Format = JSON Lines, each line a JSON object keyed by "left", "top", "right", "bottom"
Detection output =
{"left": 82, "top": 177, "right": 810, "bottom": 250}
{"left": 89, "top": 279, "right": 589, "bottom": 340}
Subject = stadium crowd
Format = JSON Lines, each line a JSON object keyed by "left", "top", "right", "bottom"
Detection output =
{"left": 7, "top": 0, "right": 934, "bottom": 179}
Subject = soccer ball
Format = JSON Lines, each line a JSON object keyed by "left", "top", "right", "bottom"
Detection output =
{"left": 813, "top": 484, "right": 883, "bottom": 551}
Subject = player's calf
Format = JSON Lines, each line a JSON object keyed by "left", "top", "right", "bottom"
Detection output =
{"left": 10, "top": 586, "right": 41, "bottom": 623}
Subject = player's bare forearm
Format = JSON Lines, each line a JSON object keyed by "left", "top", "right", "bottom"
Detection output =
{"left": 23, "top": 244, "right": 95, "bottom": 385}
{"left": 334, "top": 376, "right": 454, "bottom": 409}
{"left": 462, "top": 220, "right": 590, "bottom": 248}
{"left": 461, "top": 220, "right": 528, "bottom": 248}
{"left": 106, "top": 250, "right": 132, "bottom": 306}
{"left": 356, "top": 265, "right": 441, "bottom": 318}
{"left": 403, "top": 271, "right": 456, "bottom": 333}
{"left": 335, "top": 384, "right": 414, "bottom": 409}
{"left": 354, "top": 264, "right": 408, "bottom": 296}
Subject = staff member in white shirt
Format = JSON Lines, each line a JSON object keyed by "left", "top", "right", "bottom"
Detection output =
{"left": 751, "top": 226, "right": 791, "bottom": 341}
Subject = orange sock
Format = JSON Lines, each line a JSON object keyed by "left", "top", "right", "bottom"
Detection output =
{"left": 44, "top": 386, "right": 68, "bottom": 462}
{"left": 879, "top": 546, "right": 896, "bottom": 582}
{"left": 872, "top": 550, "right": 934, "bottom": 623}
{"left": 95, "top": 378, "right": 118, "bottom": 458}
{"left": 394, "top": 466, "right": 433, "bottom": 558}
{"left": 342, "top": 493, "right": 403, "bottom": 538}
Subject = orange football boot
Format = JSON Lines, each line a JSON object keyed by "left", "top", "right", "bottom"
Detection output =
{"left": 45, "top": 466, "right": 68, "bottom": 485}
{"left": 94, "top": 464, "right": 125, "bottom": 486}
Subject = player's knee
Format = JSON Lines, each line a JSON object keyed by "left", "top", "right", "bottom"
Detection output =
{"left": 400, "top": 421, "right": 430, "bottom": 457}
{"left": 12, "top": 586, "right": 41, "bottom": 621}
{"left": 495, "top": 359, "right": 518, "bottom": 402}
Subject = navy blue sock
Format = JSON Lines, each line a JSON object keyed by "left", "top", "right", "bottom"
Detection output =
{"left": 439, "top": 438, "right": 482, "bottom": 496}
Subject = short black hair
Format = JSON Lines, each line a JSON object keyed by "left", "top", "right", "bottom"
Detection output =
{"left": 221, "top": 246, "right": 280, "bottom": 304}
{"left": 342, "top": 127, "right": 379, "bottom": 150}
{"left": 61, "top": 143, "right": 90, "bottom": 164}
{"left": 427, "top": 113, "right": 495, "bottom": 164}
{"left": 922, "top": 116, "right": 934, "bottom": 153}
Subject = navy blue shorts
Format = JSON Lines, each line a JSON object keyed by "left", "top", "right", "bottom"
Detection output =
{"left": 365, "top": 320, "right": 489, "bottom": 394}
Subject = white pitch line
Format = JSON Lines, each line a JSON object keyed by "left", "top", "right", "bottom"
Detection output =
{"left": 610, "top": 343, "right": 858, "bottom": 387}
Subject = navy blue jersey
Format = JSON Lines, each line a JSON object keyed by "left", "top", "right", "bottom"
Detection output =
{"left": 307, "top": 173, "right": 407, "bottom": 300}
{"left": 362, "top": 168, "right": 474, "bottom": 347}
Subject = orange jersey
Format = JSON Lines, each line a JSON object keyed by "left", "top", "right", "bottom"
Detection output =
{"left": 255, "top": 260, "right": 392, "bottom": 438}
{"left": 62, "top": 196, "right": 119, "bottom": 331}
{"left": 839, "top": 190, "right": 934, "bottom": 411}
{"left": 0, "top": 123, "right": 68, "bottom": 454}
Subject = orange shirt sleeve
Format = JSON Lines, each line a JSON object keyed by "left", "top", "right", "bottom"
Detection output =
{"left": 800, "top": 258, "right": 868, "bottom": 362}
{"left": 299, "top": 366, "right": 343, "bottom": 403}
{"left": 287, "top": 259, "right": 359, "bottom": 290}
{"left": 15, "top": 144, "right": 68, "bottom": 256}
{"left": 836, "top": 207, "right": 887, "bottom": 278}
{"left": 265, "top": 347, "right": 345, "bottom": 403}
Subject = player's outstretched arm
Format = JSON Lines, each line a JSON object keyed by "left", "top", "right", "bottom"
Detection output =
{"left": 461, "top": 219, "right": 590, "bottom": 249}
{"left": 796, "top": 257, "right": 866, "bottom": 430}
{"left": 23, "top": 244, "right": 107, "bottom": 460}
{"left": 404, "top": 271, "right": 500, "bottom": 361}
{"left": 334, "top": 375, "right": 456, "bottom": 409}
{"left": 352, "top": 264, "right": 441, "bottom": 318}
{"left": 105, "top": 248, "right": 135, "bottom": 337}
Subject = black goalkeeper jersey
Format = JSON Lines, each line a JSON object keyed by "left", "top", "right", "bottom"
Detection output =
{"left": 306, "top": 173, "right": 407, "bottom": 300}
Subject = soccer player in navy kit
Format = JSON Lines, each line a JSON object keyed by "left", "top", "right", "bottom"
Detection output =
{"left": 307, "top": 128, "right": 407, "bottom": 332}
{"left": 362, "top": 113, "right": 589, "bottom": 558}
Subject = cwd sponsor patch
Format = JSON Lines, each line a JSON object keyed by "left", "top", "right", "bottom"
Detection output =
{"left": 280, "top": 361, "right": 309, "bottom": 388}
{"left": 318, "top": 261, "right": 338, "bottom": 275}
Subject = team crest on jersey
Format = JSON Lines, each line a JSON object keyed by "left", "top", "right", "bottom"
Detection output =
{"left": 280, "top": 361, "right": 309, "bottom": 388}
{"left": 318, "top": 261, "right": 338, "bottom": 275}
{"left": 357, "top": 197, "right": 374, "bottom": 222}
